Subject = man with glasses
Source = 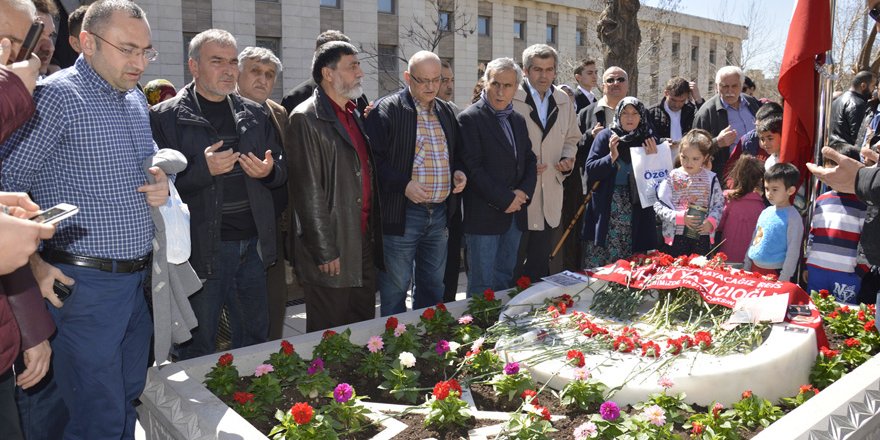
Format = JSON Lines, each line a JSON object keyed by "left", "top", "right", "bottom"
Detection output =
{"left": 1, "top": 1, "right": 168, "bottom": 437}
{"left": 578, "top": 66, "right": 629, "bottom": 137}
{"left": 150, "top": 29, "right": 285, "bottom": 360}
{"left": 364, "top": 50, "right": 466, "bottom": 315}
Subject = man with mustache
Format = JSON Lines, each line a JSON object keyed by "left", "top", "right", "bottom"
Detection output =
{"left": 693, "top": 65, "right": 761, "bottom": 176}
{"left": 1, "top": 1, "right": 168, "bottom": 436}
{"left": 150, "top": 29, "right": 286, "bottom": 360}
{"left": 287, "top": 41, "right": 382, "bottom": 331}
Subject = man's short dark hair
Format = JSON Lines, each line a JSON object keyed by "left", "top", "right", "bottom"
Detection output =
{"left": 826, "top": 141, "right": 861, "bottom": 163}
{"left": 68, "top": 5, "right": 89, "bottom": 36}
{"left": 743, "top": 76, "right": 755, "bottom": 91}
{"left": 664, "top": 77, "right": 689, "bottom": 96}
{"left": 31, "top": 0, "right": 57, "bottom": 17}
{"left": 83, "top": 0, "right": 146, "bottom": 35}
{"left": 573, "top": 58, "right": 596, "bottom": 76}
{"left": 852, "top": 70, "right": 875, "bottom": 89}
{"left": 757, "top": 115, "right": 783, "bottom": 134}
{"left": 315, "top": 30, "right": 350, "bottom": 50}
{"left": 311, "top": 40, "right": 358, "bottom": 84}
{"left": 754, "top": 101, "right": 783, "bottom": 121}
{"left": 765, "top": 162, "right": 799, "bottom": 189}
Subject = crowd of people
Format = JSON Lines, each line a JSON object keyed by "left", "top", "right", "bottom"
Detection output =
{"left": 2, "top": 0, "right": 880, "bottom": 438}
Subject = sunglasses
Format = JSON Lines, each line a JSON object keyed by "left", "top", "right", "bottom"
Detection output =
{"left": 604, "top": 77, "right": 626, "bottom": 84}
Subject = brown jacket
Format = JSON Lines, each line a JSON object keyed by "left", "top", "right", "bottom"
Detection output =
{"left": 513, "top": 83, "right": 580, "bottom": 230}
{"left": 286, "top": 86, "right": 383, "bottom": 288}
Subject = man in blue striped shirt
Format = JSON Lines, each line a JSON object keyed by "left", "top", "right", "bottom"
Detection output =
{"left": 0, "top": 1, "right": 167, "bottom": 438}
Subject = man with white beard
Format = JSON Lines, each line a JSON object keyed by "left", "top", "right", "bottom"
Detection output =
{"left": 286, "top": 41, "right": 382, "bottom": 331}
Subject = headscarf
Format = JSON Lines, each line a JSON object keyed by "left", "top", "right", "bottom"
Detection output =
{"left": 144, "top": 79, "right": 177, "bottom": 106}
{"left": 609, "top": 96, "right": 653, "bottom": 163}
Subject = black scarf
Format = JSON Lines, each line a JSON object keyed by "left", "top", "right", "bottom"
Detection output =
{"left": 609, "top": 96, "right": 653, "bottom": 163}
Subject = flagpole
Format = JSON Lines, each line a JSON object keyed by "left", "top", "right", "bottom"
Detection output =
{"left": 803, "top": 0, "right": 836, "bottom": 286}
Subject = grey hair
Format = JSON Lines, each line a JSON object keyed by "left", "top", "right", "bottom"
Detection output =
{"left": 238, "top": 46, "right": 283, "bottom": 74}
{"left": 715, "top": 65, "right": 744, "bottom": 85}
{"left": 522, "top": 44, "right": 558, "bottom": 71}
{"left": 483, "top": 57, "right": 523, "bottom": 85}
{"left": 2, "top": 0, "right": 36, "bottom": 19}
{"left": 82, "top": 0, "right": 145, "bottom": 34}
{"left": 189, "top": 29, "right": 236, "bottom": 61}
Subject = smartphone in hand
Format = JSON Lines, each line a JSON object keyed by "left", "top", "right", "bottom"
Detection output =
{"left": 14, "top": 21, "right": 44, "bottom": 63}
{"left": 29, "top": 203, "right": 78, "bottom": 225}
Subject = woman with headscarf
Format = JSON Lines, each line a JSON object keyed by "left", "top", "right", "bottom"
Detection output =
{"left": 581, "top": 97, "right": 659, "bottom": 268}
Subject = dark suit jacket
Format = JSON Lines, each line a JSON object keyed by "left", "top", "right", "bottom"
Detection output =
{"left": 281, "top": 78, "right": 369, "bottom": 115}
{"left": 573, "top": 88, "right": 596, "bottom": 114}
{"left": 364, "top": 89, "right": 463, "bottom": 236}
{"left": 458, "top": 99, "right": 537, "bottom": 235}
{"left": 646, "top": 97, "right": 697, "bottom": 141}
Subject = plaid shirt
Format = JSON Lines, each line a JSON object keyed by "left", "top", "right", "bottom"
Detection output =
{"left": 1, "top": 57, "right": 156, "bottom": 259}
{"left": 412, "top": 101, "right": 450, "bottom": 203}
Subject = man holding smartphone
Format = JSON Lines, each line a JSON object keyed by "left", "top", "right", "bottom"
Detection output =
{"left": 0, "top": 1, "right": 169, "bottom": 438}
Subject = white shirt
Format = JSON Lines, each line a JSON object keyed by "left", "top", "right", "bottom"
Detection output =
{"left": 527, "top": 80, "right": 551, "bottom": 127}
{"left": 765, "top": 153, "right": 778, "bottom": 170}
{"left": 664, "top": 100, "right": 683, "bottom": 141}
{"left": 577, "top": 85, "right": 596, "bottom": 104}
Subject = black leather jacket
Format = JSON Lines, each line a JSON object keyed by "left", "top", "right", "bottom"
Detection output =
{"left": 150, "top": 83, "right": 286, "bottom": 278}
{"left": 830, "top": 90, "right": 871, "bottom": 145}
{"left": 286, "top": 86, "right": 383, "bottom": 288}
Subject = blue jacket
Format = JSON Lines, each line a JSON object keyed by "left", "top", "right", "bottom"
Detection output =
{"left": 580, "top": 128, "right": 657, "bottom": 252}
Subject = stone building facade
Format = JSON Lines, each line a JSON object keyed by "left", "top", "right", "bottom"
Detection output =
{"left": 135, "top": 0, "right": 747, "bottom": 108}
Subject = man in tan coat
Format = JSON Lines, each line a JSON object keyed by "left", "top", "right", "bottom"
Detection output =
{"left": 512, "top": 44, "right": 581, "bottom": 280}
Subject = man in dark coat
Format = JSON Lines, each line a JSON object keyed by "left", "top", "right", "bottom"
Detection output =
{"left": 830, "top": 70, "right": 875, "bottom": 145}
{"left": 287, "top": 41, "right": 383, "bottom": 332}
{"left": 693, "top": 65, "right": 761, "bottom": 176}
{"left": 364, "top": 51, "right": 466, "bottom": 315}
{"left": 280, "top": 30, "right": 368, "bottom": 115}
{"left": 647, "top": 77, "right": 700, "bottom": 145}
{"left": 458, "top": 57, "right": 537, "bottom": 295}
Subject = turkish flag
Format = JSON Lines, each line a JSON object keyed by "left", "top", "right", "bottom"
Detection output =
{"left": 777, "top": 0, "right": 832, "bottom": 181}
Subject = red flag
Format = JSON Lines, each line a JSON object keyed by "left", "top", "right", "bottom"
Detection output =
{"left": 777, "top": 0, "right": 832, "bottom": 180}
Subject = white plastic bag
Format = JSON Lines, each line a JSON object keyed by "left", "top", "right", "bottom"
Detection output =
{"left": 631, "top": 141, "right": 674, "bottom": 208}
{"left": 158, "top": 181, "right": 191, "bottom": 264}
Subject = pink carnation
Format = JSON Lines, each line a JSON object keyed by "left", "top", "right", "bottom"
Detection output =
{"left": 254, "top": 364, "right": 274, "bottom": 377}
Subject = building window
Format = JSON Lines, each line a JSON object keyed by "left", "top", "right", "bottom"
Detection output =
{"left": 320, "top": 0, "right": 340, "bottom": 7}
{"left": 546, "top": 25, "right": 556, "bottom": 44}
{"left": 439, "top": 11, "right": 451, "bottom": 31}
{"left": 378, "top": 0, "right": 394, "bottom": 14}
{"left": 514, "top": 20, "right": 525, "bottom": 40}
{"left": 576, "top": 29, "right": 585, "bottom": 46}
{"left": 478, "top": 16, "right": 490, "bottom": 36}
{"left": 709, "top": 49, "right": 716, "bottom": 64}
{"left": 671, "top": 32, "right": 680, "bottom": 59}
{"left": 255, "top": 37, "right": 280, "bottom": 58}
{"left": 378, "top": 45, "right": 399, "bottom": 96}
{"left": 708, "top": 80, "right": 714, "bottom": 94}
{"left": 690, "top": 46, "right": 698, "bottom": 62}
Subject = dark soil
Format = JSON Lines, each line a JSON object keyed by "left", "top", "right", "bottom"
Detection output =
{"left": 390, "top": 413, "right": 491, "bottom": 440}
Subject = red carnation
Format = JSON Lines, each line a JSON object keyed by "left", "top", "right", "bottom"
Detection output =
{"left": 281, "top": 340, "right": 294, "bottom": 355}
{"left": 557, "top": 302, "right": 568, "bottom": 315}
{"left": 567, "top": 350, "right": 586, "bottom": 367}
{"left": 385, "top": 316, "right": 398, "bottom": 331}
{"left": 322, "top": 330, "right": 337, "bottom": 339}
{"left": 641, "top": 341, "right": 661, "bottom": 357}
{"left": 521, "top": 389, "right": 538, "bottom": 403}
{"left": 712, "top": 402, "right": 723, "bottom": 419}
{"left": 820, "top": 346, "right": 839, "bottom": 358}
{"left": 666, "top": 337, "right": 684, "bottom": 355}
{"left": 233, "top": 391, "right": 255, "bottom": 404}
{"left": 818, "top": 289, "right": 830, "bottom": 298}
{"left": 858, "top": 310, "right": 867, "bottom": 321}
{"left": 218, "top": 353, "right": 233, "bottom": 367}
{"left": 691, "top": 421, "right": 704, "bottom": 435}
{"left": 447, "top": 379, "right": 462, "bottom": 395}
{"left": 741, "top": 390, "right": 752, "bottom": 399}
{"left": 866, "top": 320, "right": 877, "bottom": 332}
{"left": 483, "top": 288, "right": 496, "bottom": 301}
{"left": 422, "top": 308, "right": 435, "bottom": 320}
{"left": 845, "top": 338, "right": 861, "bottom": 348}
{"left": 680, "top": 334, "right": 695, "bottom": 348}
{"left": 715, "top": 252, "right": 728, "bottom": 262}
{"left": 290, "top": 402, "right": 314, "bottom": 425}
{"left": 694, "top": 331, "right": 712, "bottom": 350}
{"left": 436, "top": 302, "right": 447, "bottom": 312}
{"left": 516, "top": 276, "right": 531, "bottom": 290}
{"left": 432, "top": 381, "right": 451, "bottom": 400}
{"left": 613, "top": 336, "right": 635, "bottom": 353}
{"left": 840, "top": 305, "right": 851, "bottom": 314}
{"left": 538, "top": 405, "right": 551, "bottom": 421}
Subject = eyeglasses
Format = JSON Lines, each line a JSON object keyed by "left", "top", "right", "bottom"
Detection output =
{"left": 410, "top": 75, "right": 442, "bottom": 86}
{"left": 91, "top": 32, "right": 158, "bottom": 62}
{"left": 604, "top": 77, "right": 627, "bottom": 84}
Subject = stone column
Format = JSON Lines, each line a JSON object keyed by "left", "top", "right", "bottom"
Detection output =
{"left": 213, "top": 0, "right": 255, "bottom": 48}
{"left": 282, "top": 1, "right": 320, "bottom": 94}
{"left": 453, "top": 0, "right": 478, "bottom": 109}
{"left": 140, "top": 0, "right": 185, "bottom": 88}
{"left": 344, "top": 0, "right": 379, "bottom": 101}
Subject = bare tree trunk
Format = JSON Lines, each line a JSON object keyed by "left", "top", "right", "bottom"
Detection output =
{"left": 597, "top": 0, "right": 642, "bottom": 96}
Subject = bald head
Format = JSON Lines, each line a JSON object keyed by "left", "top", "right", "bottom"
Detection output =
{"left": 602, "top": 66, "right": 629, "bottom": 106}
{"left": 0, "top": 0, "right": 37, "bottom": 61}
{"left": 405, "top": 50, "right": 442, "bottom": 107}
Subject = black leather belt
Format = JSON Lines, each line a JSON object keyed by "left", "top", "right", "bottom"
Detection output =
{"left": 41, "top": 249, "right": 151, "bottom": 273}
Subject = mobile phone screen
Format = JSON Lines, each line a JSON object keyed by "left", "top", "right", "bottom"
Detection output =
{"left": 29, "top": 204, "right": 78, "bottom": 224}
{"left": 14, "top": 21, "right": 43, "bottom": 63}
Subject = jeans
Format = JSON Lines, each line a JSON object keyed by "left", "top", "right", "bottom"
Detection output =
{"left": 18, "top": 263, "right": 151, "bottom": 440}
{"left": 379, "top": 203, "right": 448, "bottom": 315}
{"left": 465, "top": 218, "right": 522, "bottom": 296}
{"left": 1, "top": 368, "right": 23, "bottom": 440}
{"left": 807, "top": 265, "right": 861, "bottom": 304}
{"left": 178, "top": 237, "right": 268, "bottom": 360}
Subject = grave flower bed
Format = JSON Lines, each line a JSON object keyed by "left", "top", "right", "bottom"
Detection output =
{"left": 189, "top": 252, "right": 880, "bottom": 439}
